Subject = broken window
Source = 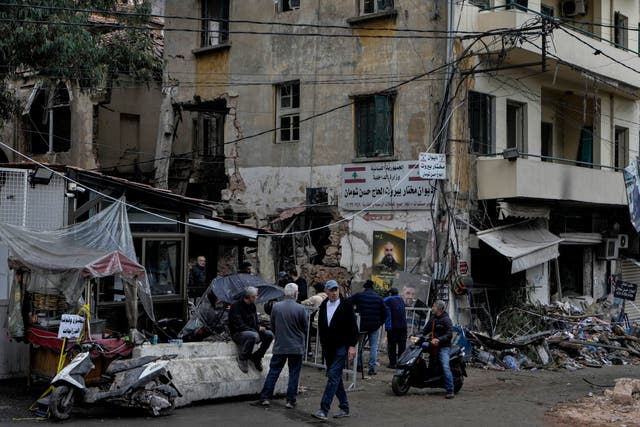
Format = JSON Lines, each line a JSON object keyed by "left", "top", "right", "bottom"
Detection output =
{"left": 506, "top": 100, "right": 526, "bottom": 153}
{"left": 24, "top": 84, "right": 71, "bottom": 154}
{"left": 276, "top": 81, "right": 300, "bottom": 143}
{"left": 202, "top": 0, "right": 229, "bottom": 47}
{"left": 614, "top": 12, "right": 628, "bottom": 50}
{"left": 468, "top": 91, "right": 494, "bottom": 155}
{"left": 195, "top": 112, "right": 225, "bottom": 157}
{"left": 355, "top": 94, "right": 394, "bottom": 158}
{"left": 360, "top": 0, "right": 393, "bottom": 15}
{"left": 276, "top": 0, "right": 300, "bottom": 12}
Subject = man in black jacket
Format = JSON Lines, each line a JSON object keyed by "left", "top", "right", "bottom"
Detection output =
{"left": 421, "top": 299, "right": 455, "bottom": 398}
{"left": 349, "top": 280, "right": 386, "bottom": 375}
{"left": 229, "top": 286, "right": 274, "bottom": 373}
{"left": 312, "top": 280, "right": 359, "bottom": 421}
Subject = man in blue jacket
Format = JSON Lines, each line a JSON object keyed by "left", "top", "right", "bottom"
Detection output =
{"left": 349, "top": 280, "right": 387, "bottom": 376}
{"left": 383, "top": 287, "right": 407, "bottom": 368}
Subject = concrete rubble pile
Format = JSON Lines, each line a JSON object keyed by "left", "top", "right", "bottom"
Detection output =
{"left": 464, "top": 299, "right": 640, "bottom": 371}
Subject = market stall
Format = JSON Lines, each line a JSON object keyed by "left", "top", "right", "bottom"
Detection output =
{"left": 0, "top": 199, "right": 154, "bottom": 381}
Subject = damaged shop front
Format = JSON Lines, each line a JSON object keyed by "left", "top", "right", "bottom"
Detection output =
{"left": 468, "top": 200, "right": 636, "bottom": 333}
{"left": 268, "top": 160, "right": 436, "bottom": 304}
{"left": 0, "top": 164, "right": 265, "bottom": 380}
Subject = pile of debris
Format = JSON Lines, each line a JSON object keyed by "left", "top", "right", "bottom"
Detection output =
{"left": 465, "top": 300, "right": 640, "bottom": 371}
{"left": 546, "top": 378, "right": 640, "bottom": 426}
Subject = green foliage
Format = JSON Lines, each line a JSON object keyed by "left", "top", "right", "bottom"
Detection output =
{"left": 0, "top": 0, "right": 161, "bottom": 116}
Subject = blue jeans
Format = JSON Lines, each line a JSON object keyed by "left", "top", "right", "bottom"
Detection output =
{"left": 361, "top": 329, "right": 380, "bottom": 370}
{"left": 320, "top": 346, "right": 349, "bottom": 414}
{"left": 438, "top": 346, "right": 454, "bottom": 393}
{"left": 259, "top": 354, "right": 302, "bottom": 403}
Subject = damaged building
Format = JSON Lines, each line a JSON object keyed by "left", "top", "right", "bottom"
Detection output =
{"left": 160, "top": 0, "right": 449, "bottom": 290}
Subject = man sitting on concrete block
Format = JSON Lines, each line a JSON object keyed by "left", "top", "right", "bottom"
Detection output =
{"left": 229, "top": 286, "right": 274, "bottom": 373}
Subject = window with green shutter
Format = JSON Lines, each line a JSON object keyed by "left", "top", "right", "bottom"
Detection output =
{"left": 355, "top": 94, "right": 394, "bottom": 158}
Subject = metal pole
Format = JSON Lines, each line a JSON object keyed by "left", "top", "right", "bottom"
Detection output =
{"left": 48, "top": 108, "right": 54, "bottom": 154}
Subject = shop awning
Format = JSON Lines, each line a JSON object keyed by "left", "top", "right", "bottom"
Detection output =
{"left": 188, "top": 218, "right": 259, "bottom": 240}
{"left": 477, "top": 220, "right": 563, "bottom": 273}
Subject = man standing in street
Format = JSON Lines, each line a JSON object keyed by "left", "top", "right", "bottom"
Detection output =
{"left": 383, "top": 287, "right": 407, "bottom": 368}
{"left": 289, "top": 268, "right": 308, "bottom": 303}
{"left": 421, "top": 299, "right": 455, "bottom": 399}
{"left": 258, "top": 283, "right": 308, "bottom": 408}
{"left": 188, "top": 255, "right": 207, "bottom": 298}
{"left": 229, "top": 286, "right": 274, "bottom": 373}
{"left": 349, "top": 280, "right": 386, "bottom": 376}
{"left": 313, "top": 280, "right": 359, "bottom": 421}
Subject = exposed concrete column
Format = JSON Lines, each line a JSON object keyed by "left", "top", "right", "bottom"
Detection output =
{"left": 258, "top": 236, "right": 275, "bottom": 284}
{"left": 69, "top": 82, "right": 98, "bottom": 170}
{"left": 154, "top": 83, "right": 176, "bottom": 189}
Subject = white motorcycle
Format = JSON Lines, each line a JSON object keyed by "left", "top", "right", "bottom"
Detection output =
{"left": 48, "top": 344, "right": 181, "bottom": 420}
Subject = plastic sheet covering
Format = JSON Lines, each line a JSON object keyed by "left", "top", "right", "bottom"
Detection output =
{"left": 0, "top": 198, "right": 154, "bottom": 337}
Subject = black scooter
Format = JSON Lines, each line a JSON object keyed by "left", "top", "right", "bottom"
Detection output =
{"left": 391, "top": 335, "right": 467, "bottom": 396}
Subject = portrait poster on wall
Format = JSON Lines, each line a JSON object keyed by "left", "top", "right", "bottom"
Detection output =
{"left": 372, "top": 230, "right": 406, "bottom": 292}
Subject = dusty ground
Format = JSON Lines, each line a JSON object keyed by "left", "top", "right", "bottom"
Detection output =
{"left": 546, "top": 387, "right": 640, "bottom": 427}
{"left": 1, "top": 363, "right": 639, "bottom": 426}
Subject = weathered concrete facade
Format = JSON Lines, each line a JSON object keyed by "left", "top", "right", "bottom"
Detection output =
{"left": 164, "top": 1, "right": 449, "bottom": 286}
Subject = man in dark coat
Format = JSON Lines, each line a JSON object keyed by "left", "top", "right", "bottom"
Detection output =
{"left": 187, "top": 255, "right": 207, "bottom": 298}
{"left": 312, "top": 280, "right": 358, "bottom": 421}
{"left": 289, "top": 268, "right": 308, "bottom": 303}
{"left": 228, "top": 286, "right": 274, "bottom": 373}
{"left": 383, "top": 287, "right": 407, "bottom": 368}
{"left": 421, "top": 299, "right": 454, "bottom": 398}
{"left": 349, "top": 280, "right": 387, "bottom": 375}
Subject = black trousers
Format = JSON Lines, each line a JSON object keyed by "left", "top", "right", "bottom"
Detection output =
{"left": 386, "top": 328, "right": 407, "bottom": 366}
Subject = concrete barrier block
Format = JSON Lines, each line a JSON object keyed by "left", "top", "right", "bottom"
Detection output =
{"left": 611, "top": 377, "right": 640, "bottom": 405}
{"left": 133, "top": 341, "right": 288, "bottom": 407}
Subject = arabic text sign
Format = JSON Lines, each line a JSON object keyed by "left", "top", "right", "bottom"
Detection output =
{"left": 419, "top": 153, "right": 446, "bottom": 179}
{"left": 58, "top": 314, "right": 86, "bottom": 339}
{"left": 342, "top": 161, "right": 435, "bottom": 211}
{"left": 614, "top": 280, "right": 638, "bottom": 301}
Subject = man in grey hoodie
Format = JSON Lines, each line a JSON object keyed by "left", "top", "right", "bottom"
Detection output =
{"left": 258, "top": 283, "right": 309, "bottom": 408}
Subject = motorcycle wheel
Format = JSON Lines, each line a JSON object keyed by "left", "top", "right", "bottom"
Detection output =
{"left": 391, "top": 374, "right": 411, "bottom": 396}
{"left": 49, "top": 385, "right": 75, "bottom": 420}
{"left": 453, "top": 372, "right": 464, "bottom": 393}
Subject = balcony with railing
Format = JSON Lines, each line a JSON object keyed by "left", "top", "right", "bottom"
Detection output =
{"left": 467, "top": 1, "right": 640, "bottom": 94}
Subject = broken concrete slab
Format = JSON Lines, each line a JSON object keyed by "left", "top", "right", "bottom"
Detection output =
{"left": 132, "top": 341, "right": 287, "bottom": 407}
{"left": 612, "top": 377, "right": 640, "bottom": 405}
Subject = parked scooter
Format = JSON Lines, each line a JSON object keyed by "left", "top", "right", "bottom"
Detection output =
{"left": 47, "top": 343, "right": 181, "bottom": 420}
{"left": 391, "top": 335, "right": 467, "bottom": 396}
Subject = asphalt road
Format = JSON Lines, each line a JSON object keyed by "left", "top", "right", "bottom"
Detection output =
{"left": 2, "top": 363, "right": 639, "bottom": 426}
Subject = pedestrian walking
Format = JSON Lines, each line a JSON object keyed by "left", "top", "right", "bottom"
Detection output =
{"left": 349, "top": 280, "right": 387, "bottom": 375}
{"left": 383, "top": 287, "right": 407, "bottom": 368}
{"left": 258, "top": 283, "right": 308, "bottom": 408}
{"left": 312, "top": 280, "right": 359, "bottom": 421}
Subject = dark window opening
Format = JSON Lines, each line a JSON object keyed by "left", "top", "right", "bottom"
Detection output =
{"left": 468, "top": 91, "right": 493, "bottom": 155}
{"left": 281, "top": 0, "right": 300, "bottom": 12}
{"left": 355, "top": 94, "right": 394, "bottom": 157}
{"left": 507, "top": 0, "right": 528, "bottom": 10}
{"left": 26, "top": 85, "right": 71, "bottom": 154}
{"left": 541, "top": 4, "right": 554, "bottom": 17}
{"left": 506, "top": 101, "right": 526, "bottom": 152}
{"left": 202, "top": 0, "right": 229, "bottom": 47}
{"left": 361, "top": 0, "right": 394, "bottom": 15}
{"left": 541, "top": 122, "right": 553, "bottom": 161}
{"left": 615, "top": 126, "right": 629, "bottom": 169}
{"left": 614, "top": 12, "right": 628, "bottom": 50}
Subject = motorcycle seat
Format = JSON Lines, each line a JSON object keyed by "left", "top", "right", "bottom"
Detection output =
{"left": 106, "top": 355, "right": 161, "bottom": 375}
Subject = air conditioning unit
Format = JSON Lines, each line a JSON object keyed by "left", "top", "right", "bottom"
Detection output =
{"left": 597, "top": 238, "right": 619, "bottom": 260}
{"left": 618, "top": 234, "right": 629, "bottom": 249}
{"left": 306, "top": 187, "right": 337, "bottom": 206}
{"left": 561, "top": 0, "right": 587, "bottom": 17}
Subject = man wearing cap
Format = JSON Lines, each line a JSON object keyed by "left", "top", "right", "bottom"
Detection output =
{"left": 312, "top": 280, "right": 359, "bottom": 421}
{"left": 383, "top": 288, "right": 407, "bottom": 369}
{"left": 349, "top": 280, "right": 387, "bottom": 376}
